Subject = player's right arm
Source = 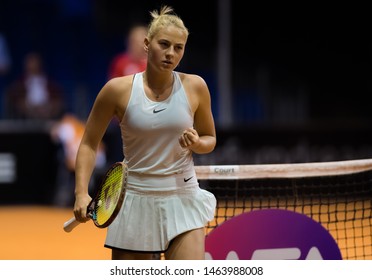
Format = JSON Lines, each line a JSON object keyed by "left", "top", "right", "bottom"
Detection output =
{"left": 73, "top": 76, "right": 132, "bottom": 222}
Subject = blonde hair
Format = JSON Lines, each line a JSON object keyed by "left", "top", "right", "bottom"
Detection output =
{"left": 147, "top": 5, "right": 189, "bottom": 41}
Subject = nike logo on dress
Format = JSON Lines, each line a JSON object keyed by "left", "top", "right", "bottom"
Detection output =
{"left": 184, "top": 176, "right": 193, "bottom": 182}
{"left": 153, "top": 108, "right": 166, "bottom": 113}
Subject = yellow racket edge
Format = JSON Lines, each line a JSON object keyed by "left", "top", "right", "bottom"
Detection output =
{"left": 62, "top": 162, "right": 128, "bottom": 233}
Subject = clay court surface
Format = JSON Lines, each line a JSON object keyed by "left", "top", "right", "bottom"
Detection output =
{"left": 0, "top": 206, "right": 111, "bottom": 260}
{"left": 1, "top": 204, "right": 370, "bottom": 260}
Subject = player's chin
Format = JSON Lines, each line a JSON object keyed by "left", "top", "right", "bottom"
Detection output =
{"left": 160, "top": 62, "right": 174, "bottom": 70}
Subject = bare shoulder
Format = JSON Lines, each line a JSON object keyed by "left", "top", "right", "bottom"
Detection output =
{"left": 101, "top": 75, "right": 133, "bottom": 98}
{"left": 177, "top": 72, "right": 211, "bottom": 113}
{"left": 177, "top": 72, "right": 208, "bottom": 91}
{"left": 95, "top": 75, "right": 134, "bottom": 120}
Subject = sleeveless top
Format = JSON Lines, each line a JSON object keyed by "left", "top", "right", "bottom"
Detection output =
{"left": 120, "top": 71, "right": 194, "bottom": 176}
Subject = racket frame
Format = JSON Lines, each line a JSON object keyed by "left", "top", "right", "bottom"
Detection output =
{"left": 89, "top": 162, "right": 128, "bottom": 228}
{"left": 63, "top": 162, "right": 128, "bottom": 232}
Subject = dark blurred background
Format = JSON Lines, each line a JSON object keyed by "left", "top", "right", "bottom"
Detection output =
{"left": 1, "top": 0, "right": 372, "bottom": 204}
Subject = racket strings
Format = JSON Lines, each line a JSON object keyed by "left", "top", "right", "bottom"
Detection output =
{"left": 93, "top": 165, "right": 125, "bottom": 226}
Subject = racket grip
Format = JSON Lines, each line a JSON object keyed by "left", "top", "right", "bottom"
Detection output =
{"left": 63, "top": 217, "right": 80, "bottom": 233}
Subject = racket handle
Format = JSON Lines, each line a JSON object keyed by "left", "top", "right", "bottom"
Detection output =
{"left": 63, "top": 217, "right": 80, "bottom": 233}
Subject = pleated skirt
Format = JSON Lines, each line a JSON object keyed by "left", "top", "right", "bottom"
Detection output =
{"left": 104, "top": 170, "right": 216, "bottom": 252}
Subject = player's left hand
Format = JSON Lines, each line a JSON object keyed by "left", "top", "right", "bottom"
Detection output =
{"left": 179, "top": 127, "right": 200, "bottom": 150}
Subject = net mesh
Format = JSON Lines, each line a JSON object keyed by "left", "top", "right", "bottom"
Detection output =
{"left": 196, "top": 159, "right": 372, "bottom": 260}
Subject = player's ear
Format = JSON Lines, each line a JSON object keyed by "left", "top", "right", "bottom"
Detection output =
{"left": 144, "top": 38, "right": 149, "bottom": 52}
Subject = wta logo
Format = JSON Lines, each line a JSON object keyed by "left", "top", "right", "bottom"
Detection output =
{"left": 205, "top": 209, "right": 342, "bottom": 260}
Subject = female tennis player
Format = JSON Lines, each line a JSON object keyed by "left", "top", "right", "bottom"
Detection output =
{"left": 73, "top": 5, "right": 216, "bottom": 260}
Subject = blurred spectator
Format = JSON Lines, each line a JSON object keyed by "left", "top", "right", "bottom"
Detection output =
{"left": 107, "top": 24, "right": 148, "bottom": 80}
{"left": 105, "top": 24, "right": 148, "bottom": 163}
{"left": 51, "top": 113, "right": 107, "bottom": 207}
{"left": 4, "top": 52, "right": 65, "bottom": 120}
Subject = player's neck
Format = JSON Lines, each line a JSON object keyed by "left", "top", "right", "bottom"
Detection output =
{"left": 143, "top": 71, "right": 174, "bottom": 100}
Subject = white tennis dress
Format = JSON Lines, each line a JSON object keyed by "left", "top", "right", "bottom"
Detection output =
{"left": 104, "top": 71, "right": 216, "bottom": 252}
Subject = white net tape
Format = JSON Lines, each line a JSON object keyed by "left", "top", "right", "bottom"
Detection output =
{"left": 195, "top": 158, "right": 372, "bottom": 180}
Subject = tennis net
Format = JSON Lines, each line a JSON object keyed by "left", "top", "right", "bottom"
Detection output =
{"left": 195, "top": 158, "right": 372, "bottom": 260}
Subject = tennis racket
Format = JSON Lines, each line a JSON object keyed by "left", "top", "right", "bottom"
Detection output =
{"left": 63, "top": 162, "right": 128, "bottom": 232}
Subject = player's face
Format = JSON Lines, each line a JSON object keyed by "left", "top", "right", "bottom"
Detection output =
{"left": 146, "top": 25, "right": 187, "bottom": 71}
